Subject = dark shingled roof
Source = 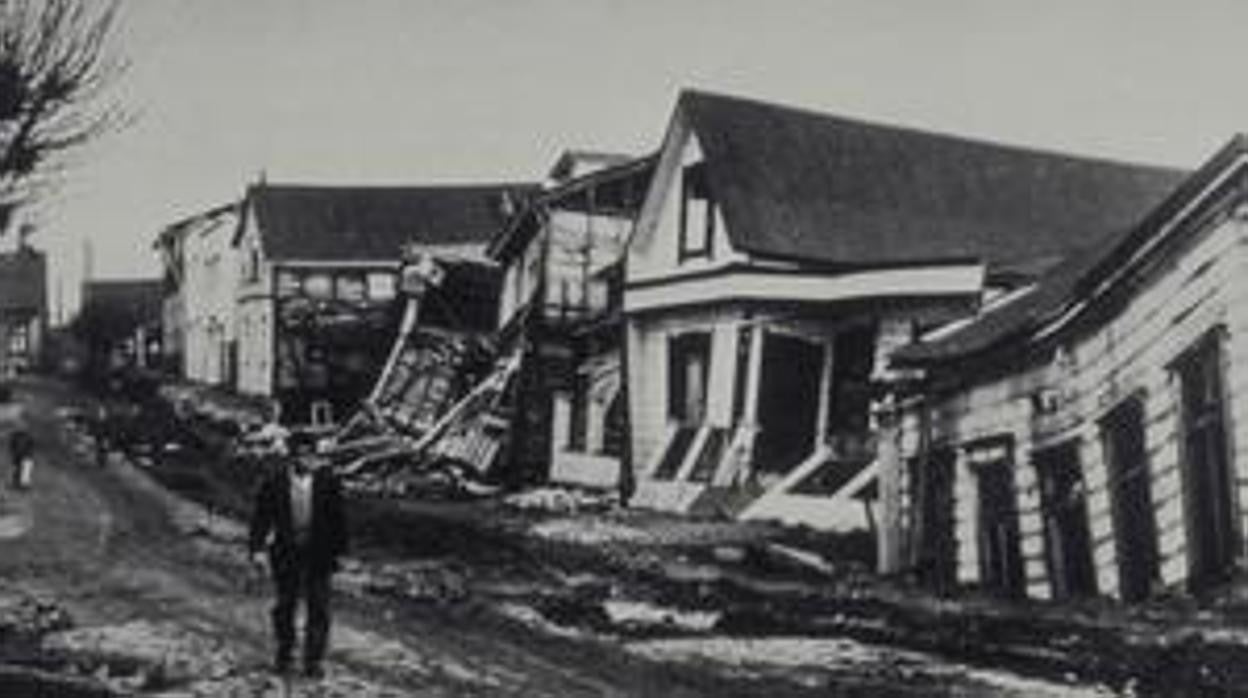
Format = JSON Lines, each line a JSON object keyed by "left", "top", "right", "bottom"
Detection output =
{"left": 682, "top": 90, "right": 1188, "bottom": 275}
{"left": 80, "top": 279, "right": 163, "bottom": 326}
{"left": 893, "top": 134, "right": 1248, "bottom": 366}
{"left": 0, "top": 247, "right": 46, "bottom": 313}
{"left": 244, "top": 183, "right": 539, "bottom": 262}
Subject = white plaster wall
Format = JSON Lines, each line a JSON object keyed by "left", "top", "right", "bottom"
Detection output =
{"left": 233, "top": 207, "right": 274, "bottom": 396}
{"left": 626, "top": 111, "right": 742, "bottom": 287}
{"left": 183, "top": 210, "right": 240, "bottom": 385}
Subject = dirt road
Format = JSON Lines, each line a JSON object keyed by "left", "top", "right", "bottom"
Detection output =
{"left": 0, "top": 379, "right": 1118, "bottom": 696}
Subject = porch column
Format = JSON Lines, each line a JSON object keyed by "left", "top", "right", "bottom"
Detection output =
{"left": 876, "top": 398, "right": 904, "bottom": 574}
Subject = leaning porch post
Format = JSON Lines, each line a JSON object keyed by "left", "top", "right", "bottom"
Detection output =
{"left": 876, "top": 393, "right": 904, "bottom": 575}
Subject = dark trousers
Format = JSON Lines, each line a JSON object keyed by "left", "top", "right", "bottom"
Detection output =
{"left": 270, "top": 551, "right": 332, "bottom": 668}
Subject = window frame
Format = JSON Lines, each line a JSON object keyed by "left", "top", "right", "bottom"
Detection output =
{"left": 678, "top": 163, "right": 715, "bottom": 262}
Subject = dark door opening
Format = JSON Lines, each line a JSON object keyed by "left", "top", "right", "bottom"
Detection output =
{"left": 753, "top": 332, "right": 823, "bottom": 475}
{"left": 970, "top": 439, "right": 1024, "bottom": 597}
{"left": 911, "top": 446, "right": 957, "bottom": 593}
{"left": 1035, "top": 441, "right": 1097, "bottom": 599}
{"left": 1177, "top": 336, "right": 1237, "bottom": 590}
{"left": 1101, "top": 397, "right": 1159, "bottom": 603}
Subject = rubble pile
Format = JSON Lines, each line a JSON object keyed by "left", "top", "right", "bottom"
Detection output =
{"left": 330, "top": 342, "right": 522, "bottom": 498}
{"left": 0, "top": 591, "right": 73, "bottom": 647}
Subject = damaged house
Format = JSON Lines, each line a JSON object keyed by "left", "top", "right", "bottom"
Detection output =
{"left": 881, "top": 137, "right": 1248, "bottom": 602}
{"left": 232, "top": 182, "right": 528, "bottom": 427}
{"left": 154, "top": 202, "right": 241, "bottom": 386}
{"left": 623, "top": 90, "right": 1183, "bottom": 534}
{"left": 487, "top": 151, "right": 655, "bottom": 489}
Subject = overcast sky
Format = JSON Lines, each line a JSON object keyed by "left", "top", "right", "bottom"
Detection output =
{"left": 21, "top": 0, "right": 1248, "bottom": 315}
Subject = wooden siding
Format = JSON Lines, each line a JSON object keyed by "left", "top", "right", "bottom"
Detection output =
{"left": 898, "top": 210, "right": 1248, "bottom": 600}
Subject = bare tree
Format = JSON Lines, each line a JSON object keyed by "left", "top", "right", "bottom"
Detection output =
{"left": 0, "top": 0, "right": 123, "bottom": 227}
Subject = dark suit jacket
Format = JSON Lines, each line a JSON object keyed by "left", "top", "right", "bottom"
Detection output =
{"left": 248, "top": 463, "right": 348, "bottom": 575}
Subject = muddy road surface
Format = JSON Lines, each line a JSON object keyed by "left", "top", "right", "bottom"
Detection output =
{"left": 0, "top": 379, "right": 1117, "bottom": 696}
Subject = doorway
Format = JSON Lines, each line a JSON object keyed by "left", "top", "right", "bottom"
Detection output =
{"left": 1101, "top": 397, "right": 1159, "bottom": 602}
{"left": 1035, "top": 441, "right": 1097, "bottom": 599}
{"left": 911, "top": 446, "right": 957, "bottom": 593}
{"left": 970, "top": 438, "right": 1024, "bottom": 597}
{"left": 1176, "top": 336, "right": 1237, "bottom": 590}
{"left": 753, "top": 332, "right": 823, "bottom": 476}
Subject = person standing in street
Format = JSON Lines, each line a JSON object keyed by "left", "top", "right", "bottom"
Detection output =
{"left": 0, "top": 384, "right": 33, "bottom": 490}
{"left": 8, "top": 427, "right": 34, "bottom": 490}
{"left": 248, "top": 432, "right": 348, "bottom": 679}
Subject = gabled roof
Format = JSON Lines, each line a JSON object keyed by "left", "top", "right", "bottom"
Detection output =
{"left": 488, "top": 154, "right": 657, "bottom": 262}
{"left": 893, "top": 135, "right": 1248, "bottom": 367}
{"left": 680, "top": 90, "right": 1187, "bottom": 276}
{"left": 154, "top": 202, "right": 239, "bottom": 248}
{"left": 0, "top": 246, "right": 46, "bottom": 313}
{"left": 547, "top": 150, "right": 635, "bottom": 182}
{"left": 239, "top": 183, "right": 539, "bottom": 263}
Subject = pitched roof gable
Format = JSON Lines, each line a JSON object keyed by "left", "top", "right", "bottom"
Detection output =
{"left": 893, "top": 135, "right": 1248, "bottom": 366}
{"left": 680, "top": 90, "right": 1187, "bottom": 275}
{"left": 243, "top": 183, "right": 539, "bottom": 263}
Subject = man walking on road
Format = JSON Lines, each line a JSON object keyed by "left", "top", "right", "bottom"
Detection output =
{"left": 248, "top": 432, "right": 348, "bottom": 679}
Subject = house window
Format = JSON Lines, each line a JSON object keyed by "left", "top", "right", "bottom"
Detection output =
{"left": 668, "top": 332, "right": 711, "bottom": 424}
{"left": 276, "top": 271, "right": 301, "bottom": 297}
{"left": 1174, "top": 332, "right": 1236, "bottom": 589}
{"left": 335, "top": 274, "right": 367, "bottom": 302}
{"left": 678, "top": 163, "right": 715, "bottom": 261}
{"left": 246, "top": 246, "right": 261, "bottom": 282}
{"left": 367, "top": 272, "right": 397, "bottom": 301}
{"left": 310, "top": 400, "right": 334, "bottom": 427}
{"left": 303, "top": 273, "right": 333, "bottom": 299}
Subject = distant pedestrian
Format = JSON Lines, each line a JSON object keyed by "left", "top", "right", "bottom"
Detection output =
{"left": 248, "top": 432, "right": 348, "bottom": 679}
{"left": 0, "top": 385, "right": 32, "bottom": 490}
{"left": 9, "top": 428, "right": 33, "bottom": 490}
{"left": 91, "top": 404, "right": 110, "bottom": 468}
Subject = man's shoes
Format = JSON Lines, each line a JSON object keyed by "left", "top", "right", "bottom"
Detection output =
{"left": 302, "top": 662, "right": 325, "bottom": 680}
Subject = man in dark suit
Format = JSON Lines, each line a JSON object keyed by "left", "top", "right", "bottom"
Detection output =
{"left": 248, "top": 432, "right": 348, "bottom": 678}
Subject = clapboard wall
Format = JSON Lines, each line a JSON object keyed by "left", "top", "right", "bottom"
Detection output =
{"left": 897, "top": 200, "right": 1248, "bottom": 601}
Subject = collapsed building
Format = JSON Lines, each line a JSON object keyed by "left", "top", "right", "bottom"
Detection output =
{"left": 487, "top": 151, "right": 656, "bottom": 489}
{"left": 231, "top": 182, "right": 533, "bottom": 427}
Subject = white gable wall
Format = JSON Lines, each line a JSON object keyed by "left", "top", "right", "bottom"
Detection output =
{"left": 234, "top": 203, "right": 275, "bottom": 397}
{"left": 184, "top": 209, "right": 241, "bottom": 386}
{"left": 626, "top": 110, "right": 743, "bottom": 287}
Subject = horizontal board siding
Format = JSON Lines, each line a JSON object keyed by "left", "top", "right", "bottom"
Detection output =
{"left": 901, "top": 214, "right": 1248, "bottom": 600}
